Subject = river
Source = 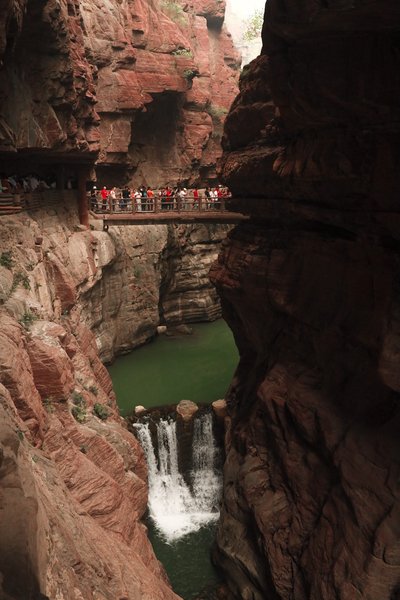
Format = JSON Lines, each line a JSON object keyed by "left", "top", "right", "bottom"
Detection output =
{"left": 108, "top": 319, "right": 238, "bottom": 599}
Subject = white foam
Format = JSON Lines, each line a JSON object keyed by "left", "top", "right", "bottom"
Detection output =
{"left": 134, "top": 414, "right": 221, "bottom": 543}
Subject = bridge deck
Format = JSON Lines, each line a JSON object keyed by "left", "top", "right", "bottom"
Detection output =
{"left": 90, "top": 209, "right": 247, "bottom": 227}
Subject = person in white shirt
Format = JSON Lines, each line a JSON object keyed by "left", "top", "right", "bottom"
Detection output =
{"left": 134, "top": 189, "right": 142, "bottom": 212}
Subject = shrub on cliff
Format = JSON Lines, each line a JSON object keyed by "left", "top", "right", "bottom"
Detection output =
{"left": 172, "top": 48, "right": 193, "bottom": 57}
{"left": 0, "top": 250, "right": 13, "bottom": 269}
{"left": 12, "top": 271, "right": 31, "bottom": 292}
{"left": 183, "top": 68, "right": 198, "bottom": 82}
{"left": 71, "top": 391, "right": 87, "bottom": 423}
{"left": 19, "top": 311, "right": 37, "bottom": 328}
{"left": 161, "top": 0, "right": 186, "bottom": 26}
{"left": 93, "top": 403, "right": 109, "bottom": 420}
{"left": 207, "top": 104, "right": 228, "bottom": 121}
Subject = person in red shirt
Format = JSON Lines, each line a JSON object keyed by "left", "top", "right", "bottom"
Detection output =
{"left": 193, "top": 187, "right": 199, "bottom": 209}
{"left": 165, "top": 186, "right": 172, "bottom": 210}
{"left": 100, "top": 186, "right": 108, "bottom": 211}
{"left": 147, "top": 187, "right": 154, "bottom": 211}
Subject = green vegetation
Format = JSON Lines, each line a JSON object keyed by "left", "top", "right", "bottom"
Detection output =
{"left": 242, "top": 8, "right": 263, "bottom": 42}
{"left": 12, "top": 271, "right": 31, "bottom": 292}
{"left": 43, "top": 398, "right": 55, "bottom": 413}
{"left": 72, "top": 405, "right": 87, "bottom": 423}
{"left": 183, "top": 68, "right": 198, "bottom": 82}
{"left": 72, "top": 391, "right": 84, "bottom": 405}
{"left": 19, "top": 311, "right": 37, "bottom": 328}
{"left": 161, "top": 0, "right": 186, "bottom": 25}
{"left": 133, "top": 264, "right": 143, "bottom": 280}
{"left": 172, "top": 48, "right": 193, "bottom": 58}
{"left": 207, "top": 104, "right": 228, "bottom": 120}
{"left": 93, "top": 403, "right": 109, "bottom": 420}
{"left": 0, "top": 251, "right": 13, "bottom": 269}
{"left": 71, "top": 391, "right": 87, "bottom": 423}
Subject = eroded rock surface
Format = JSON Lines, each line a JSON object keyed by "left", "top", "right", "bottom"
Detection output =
{"left": 83, "top": 219, "right": 230, "bottom": 361}
{"left": 0, "top": 0, "right": 240, "bottom": 184}
{"left": 0, "top": 200, "right": 229, "bottom": 599}
{"left": 211, "top": 1, "right": 400, "bottom": 599}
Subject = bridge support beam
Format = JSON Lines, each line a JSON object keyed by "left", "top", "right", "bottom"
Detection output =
{"left": 78, "top": 169, "right": 89, "bottom": 227}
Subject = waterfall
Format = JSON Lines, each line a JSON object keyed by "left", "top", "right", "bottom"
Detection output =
{"left": 134, "top": 413, "right": 222, "bottom": 543}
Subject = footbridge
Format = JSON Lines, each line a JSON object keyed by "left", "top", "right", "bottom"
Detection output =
{"left": 90, "top": 196, "right": 247, "bottom": 229}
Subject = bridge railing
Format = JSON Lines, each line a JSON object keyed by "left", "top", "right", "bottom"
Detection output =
{"left": 88, "top": 191, "right": 230, "bottom": 215}
{"left": 0, "top": 189, "right": 78, "bottom": 215}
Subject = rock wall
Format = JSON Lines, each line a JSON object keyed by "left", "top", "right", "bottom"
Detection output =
{"left": 0, "top": 0, "right": 240, "bottom": 186}
{"left": 0, "top": 198, "right": 227, "bottom": 598}
{"left": 210, "top": 1, "right": 400, "bottom": 599}
{"left": 81, "top": 218, "right": 229, "bottom": 362}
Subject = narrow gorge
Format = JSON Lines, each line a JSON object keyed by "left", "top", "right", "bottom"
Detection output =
{"left": 1, "top": 0, "right": 400, "bottom": 600}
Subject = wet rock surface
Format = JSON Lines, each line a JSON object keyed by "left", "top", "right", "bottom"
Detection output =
{"left": 211, "top": 1, "right": 400, "bottom": 599}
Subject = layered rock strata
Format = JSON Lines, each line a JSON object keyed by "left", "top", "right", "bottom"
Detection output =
{"left": 211, "top": 1, "right": 400, "bottom": 599}
{"left": 0, "top": 0, "right": 240, "bottom": 185}
{"left": 82, "top": 219, "right": 230, "bottom": 361}
{"left": 0, "top": 199, "right": 227, "bottom": 598}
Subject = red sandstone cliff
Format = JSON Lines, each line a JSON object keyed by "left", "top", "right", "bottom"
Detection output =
{"left": 0, "top": 0, "right": 240, "bottom": 186}
{"left": 210, "top": 1, "right": 400, "bottom": 599}
{"left": 0, "top": 195, "right": 228, "bottom": 597}
{"left": 0, "top": 201, "right": 184, "bottom": 599}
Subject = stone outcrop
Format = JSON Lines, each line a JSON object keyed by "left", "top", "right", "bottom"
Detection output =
{"left": 0, "top": 0, "right": 99, "bottom": 156}
{"left": 0, "top": 0, "right": 240, "bottom": 185}
{"left": 83, "top": 218, "right": 230, "bottom": 361}
{"left": 0, "top": 302, "right": 179, "bottom": 599}
{"left": 210, "top": 1, "right": 400, "bottom": 599}
{"left": 0, "top": 199, "right": 229, "bottom": 598}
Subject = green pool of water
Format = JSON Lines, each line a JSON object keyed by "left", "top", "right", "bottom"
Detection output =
{"left": 147, "top": 520, "right": 221, "bottom": 600}
{"left": 108, "top": 319, "right": 238, "bottom": 416}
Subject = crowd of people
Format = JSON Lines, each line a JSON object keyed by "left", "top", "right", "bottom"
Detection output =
{"left": 0, "top": 173, "right": 231, "bottom": 213}
{"left": 89, "top": 183, "right": 231, "bottom": 212}
{"left": 0, "top": 173, "right": 59, "bottom": 194}
{"left": 0, "top": 173, "right": 80, "bottom": 194}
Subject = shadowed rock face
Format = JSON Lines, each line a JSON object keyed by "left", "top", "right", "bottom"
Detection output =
{"left": 0, "top": 0, "right": 240, "bottom": 185}
{"left": 211, "top": 1, "right": 400, "bottom": 599}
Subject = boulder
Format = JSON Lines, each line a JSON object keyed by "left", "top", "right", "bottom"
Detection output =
{"left": 212, "top": 399, "right": 227, "bottom": 420}
{"left": 176, "top": 400, "right": 199, "bottom": 422}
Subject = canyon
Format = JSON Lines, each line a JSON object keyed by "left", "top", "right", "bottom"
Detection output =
{"left": 1, "top": 0, "right": 400, "bottom": 599}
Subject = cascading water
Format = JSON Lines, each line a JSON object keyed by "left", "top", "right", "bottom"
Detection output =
{"left": 134, "top": 413, "right": 222, "bottom": 543}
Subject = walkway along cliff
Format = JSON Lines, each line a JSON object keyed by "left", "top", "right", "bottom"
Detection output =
{"left": 210, "top": 1, "right": 400, "bottom": 599}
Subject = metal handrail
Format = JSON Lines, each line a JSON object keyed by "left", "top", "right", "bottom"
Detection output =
{"left": 89, "top": 192, "right": 230, "bottom": 215}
